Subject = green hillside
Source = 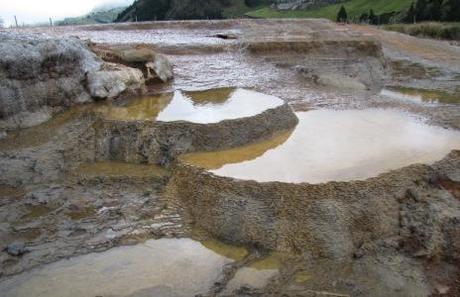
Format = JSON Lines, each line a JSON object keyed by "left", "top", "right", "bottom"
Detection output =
{"left": 247, "top": 0, "right": 413, "bottom": 20}
{"left": 223, "top": 0, "right": 267, "bottom": 18}
{"left": 57, "top": 7, "right": 127, "bottom": 25}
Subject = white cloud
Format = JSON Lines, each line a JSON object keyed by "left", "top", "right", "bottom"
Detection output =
{"left": 0, "top": 0, "right": 134, "bottom": 26}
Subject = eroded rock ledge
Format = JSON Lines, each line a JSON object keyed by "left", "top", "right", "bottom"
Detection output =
{"left": 172, "top": 150, "right": 460, "bottom": 262}
{"left": 94, "top": 103, "right": 298, "bottom": 165}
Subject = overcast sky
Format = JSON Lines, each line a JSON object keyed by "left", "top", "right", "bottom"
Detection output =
{"left": 0, "top": 0, "right": 133, "bottom": 26}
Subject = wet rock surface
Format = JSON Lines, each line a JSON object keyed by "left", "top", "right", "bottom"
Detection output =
{"left": 0, "top": 19, "right": 459, "bottom": 297}
{"left": 0, "top": 34, "right": 100, "bottom": 130}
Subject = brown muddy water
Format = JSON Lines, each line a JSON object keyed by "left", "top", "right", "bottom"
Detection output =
{"left": 99, "top": 88, "right": 283, "bottom": 123}
{"left": 181, "top": 109, "right": 460, "bottom": 183}
{"left": 0, "top": 238, "right": 233, "bottom": 297}
{"left": 381, "top": 87, "right": 460, "bottom": 105}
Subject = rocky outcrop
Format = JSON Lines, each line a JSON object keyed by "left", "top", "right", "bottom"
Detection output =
{"left": 0, "top": 34, "right": 148, "bottom": 131}
{"left": 172, "top": 151, "right": 460, "bottom": 261}
{"left": 87, "top": 63, "right": 145, "bottom": 99}
{"left": 90, "top": 44, "right": 174, "bottom": 83}
{"left": 0, "top": 34, "right": 100, "bottom": 130}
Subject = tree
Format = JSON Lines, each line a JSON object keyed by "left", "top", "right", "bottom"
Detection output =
{"left": 404, "top": 2, "right": 416, "bottom": 23}
{"left": 359, "top": 12, "right": 369, "bottom": 23}
{"left": 336, "top": 5, "right": 348, "bottom": 23}
{"left": 369, "top": 9, "right": 378, "bottom": 25}
{"left": 427, "top": 0, "right": 443, "bottom": 21}
{"left": 415, "top": 0, "right": 428, "bottom": 21}
{"left": 441, "top": 0, "right": 460, "bottom": 21}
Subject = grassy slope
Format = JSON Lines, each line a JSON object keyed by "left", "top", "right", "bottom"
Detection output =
{"left": 246, "top": 0, "right": 413, "bottom": 20}
{"left": 384, "top": 22, "right": 460, "bottom": 40}
{"left": 223, "top": 0, "right": 267, "bottom": 18}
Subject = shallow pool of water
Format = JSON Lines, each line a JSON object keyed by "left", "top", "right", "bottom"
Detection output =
{"left": 0, "top": 238, "right": 232, "bottom": 297}
{"left": 182, "top": 109, "right": 460, "bottom": 183}
{"left": 381, "top": 87, "right": 460, "bottom": 104}
{"left": 100, "top": 88, "right": 284, "bottom": 123}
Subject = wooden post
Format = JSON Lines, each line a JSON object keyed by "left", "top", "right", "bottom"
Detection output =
{"left": 49, "top": 17, "right": 53, "bottom": 26}
{"left": 14, "top": 15, "right": 18, "bottom": 27}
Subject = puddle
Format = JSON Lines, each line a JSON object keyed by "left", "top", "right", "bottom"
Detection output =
{"left": 0, "top": 238, "right": 233, "bottom": 297}
{"left": 74, "top": 162, "right": 168, "bottom": 178}
{"left": 295, "top": 271, "right": 312, "bottom": 283}
{"left": 21, "top": 205, "right": 53, "bottom": 220}
{"left": 200, "top": 239, "right": 249, "bottom": 261}
{"left": 222, "top": 254, "right": 282, "bottom": 294}
{"left": 64, "top": 207, "right": 96, "bottom": 221}
{"left": 181, "top": 109, "right": 460, "bottom": 183}
{"left": 223, "top": 267, "right": 278, "bottom": 294}
{"left": 249, "top": 253, "right": 283, "bottom": 270}
{"left": 0, "top": 107, "right": 87, "bottom": 151}
{"left": 97, "top": 93, "right": 173, "bottom": 121}
{"left": 100, "top": 88, "right": 284, "bottom": 123}
{"left": 381, "top": 87, "right": 460, "bottom": 104}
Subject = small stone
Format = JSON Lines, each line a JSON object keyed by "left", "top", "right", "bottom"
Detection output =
{"left": 5, "top": 242, "right": 28, "bottom": 256}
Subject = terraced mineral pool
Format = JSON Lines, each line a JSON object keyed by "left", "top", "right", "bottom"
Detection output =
{"left": 381, "top": 87, "right": 460, "bottom": 104}
{"left": 181, "top": 109, "right": 460, "bottom": 183}
{"left": 99, "top": 88, "right": 284, "bottom": 123}
{"left": 0, "top": 238, "right": 233, "bottom": 297}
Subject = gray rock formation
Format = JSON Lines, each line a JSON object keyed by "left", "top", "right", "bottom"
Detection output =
{"left": 0, "top": 33, "right": 148, "bottom": 131}
{"left": 87, "top": 63, "right": 145, "bottom": 99}
{"left": 90, "top": 44, "right": 174, "bottom": 83}
{"left": 0, "top": 34, "right": 100, "bottom": 130}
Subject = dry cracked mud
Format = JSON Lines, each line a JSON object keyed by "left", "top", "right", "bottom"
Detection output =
{"left": 1, "top": 19, "right": 460, "bottom": 297}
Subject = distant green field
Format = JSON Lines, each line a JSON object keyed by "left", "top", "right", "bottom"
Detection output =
{"left": 246, "top": 0, "right": 413, "bottom": 20}
{"left": 223, "top": 0, "right": 267, "bottom": 18}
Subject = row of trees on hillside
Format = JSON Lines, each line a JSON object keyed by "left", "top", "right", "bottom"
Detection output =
{"left": 115, "top": 0, "right": 272, "bottom": 22}
{"left": 404, "top": 0, "right": 460, "bottom": 23}
{"left": 336, "top": 0, "right": 460, "bottom": 25}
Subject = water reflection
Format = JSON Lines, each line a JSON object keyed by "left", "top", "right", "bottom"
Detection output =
{"left": 99, "top": 88, "right": 284, "bottom": 123}
{"left": 0, "top": 238, "right": 232, "bottom": 297}
{"left": 157, "top": 88, "right": 283, "bottom": 123}
{"left": 381, "top": 87, "right": 460, "bottom": 104}
{"left": 182, "top": 109, "right": 460, "bottom": 183}
{"left": 180, "top": 129, "right": 294, "bottom": 170}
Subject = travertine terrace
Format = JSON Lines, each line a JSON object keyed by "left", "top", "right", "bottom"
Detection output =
{"left": 1, "top": 19, "right": 460, "bottom": 297}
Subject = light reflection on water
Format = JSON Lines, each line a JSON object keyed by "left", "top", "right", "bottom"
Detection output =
{"left": 381, "top": 87, "right": 460, "bottom": 105}
{"left": 99, "top": 88, "right": 284, "bottom": 123}
{"left": 183, "top": 109, "right": 460, "bottom": 183}
{"left": 0, "top": 238, "right": 233, "bottom": 297}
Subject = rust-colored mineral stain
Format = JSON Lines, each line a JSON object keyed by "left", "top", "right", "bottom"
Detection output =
{"left": 0, "top": 185, "right": 25, "bottom": 200}
{"left": 439, "top": 179, "right": 460, "bottom": 201}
